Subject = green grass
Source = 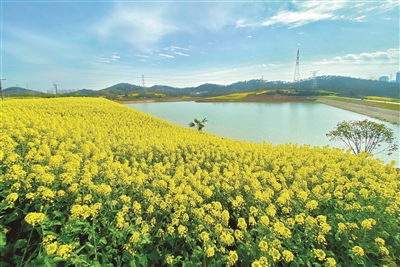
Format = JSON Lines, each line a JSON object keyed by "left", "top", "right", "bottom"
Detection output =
{"left": 203, "top": 92, "right": 253, "bottom": 100}
{"left": 255, "top": 90, "right": 275, "bottom": 95}
{"left": 365, "top": 96, "right": 400, "bottom": 103}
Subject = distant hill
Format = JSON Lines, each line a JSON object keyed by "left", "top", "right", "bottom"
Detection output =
{"left": 298, "top": 76, "right": 400, "bottom": 98}
{"left": 3, "top": 87, "right": 46, "bottom": 96}
{"left": 3, "top": 76, "right": 399, "bottom": 99}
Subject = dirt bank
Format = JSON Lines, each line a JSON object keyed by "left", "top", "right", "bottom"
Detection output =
{"left": 317, "top": 98, "right": 400, "bottom": 125}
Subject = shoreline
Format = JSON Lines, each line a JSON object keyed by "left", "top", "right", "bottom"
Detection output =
{"left": 316, "top": 98, "right": 400, "bottom": 125}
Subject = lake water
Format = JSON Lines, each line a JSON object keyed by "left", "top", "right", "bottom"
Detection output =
{"left": 126, "top": 102, "right": 400, "bottom": 166}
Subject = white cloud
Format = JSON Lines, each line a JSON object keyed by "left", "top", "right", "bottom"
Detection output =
{"left": 352, "top": 15, "right": 367, "bottom": 22}
{"left": 159, "top": 53, "right": 174, "bottom": 59}
{"left": 92, "top": 3, "right": 178, "bottom": 52}
{"left": 363, "top": 1, "right": 400, "bottom": 13}
{"left": 166, "top": 46, "right": 188, "bottom": 51}
{"left": 261, "top": 1, "right": 346, "bottom": 28}
{"left": 135, "top": 54, "right": 151, "bottom": 58}
{"left": 112, "top": 55, "right": 120, "bottom": 59}
{"left": 173, "top": 51, "right": 189, "bottom": 57}
{"left": 247, "top": 35, "right": 252, "bottom": 38}
{"left": 237, "top": 0, "right": 399, "bottom": 29}
{"left": 312, "top": 48, "right": 399, "bottom": 64}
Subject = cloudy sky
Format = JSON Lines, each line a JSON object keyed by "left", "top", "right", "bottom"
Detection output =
{"left": 1, "top": 0, "right": 399, "bottom": 91}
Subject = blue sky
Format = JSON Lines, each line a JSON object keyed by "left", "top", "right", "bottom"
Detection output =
{"left": 1, "top": 0, "right": 399, "bottom": 92}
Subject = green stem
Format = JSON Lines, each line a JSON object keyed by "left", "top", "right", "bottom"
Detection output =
{"left": 92, "top": 221, "right": 97, "bottom": 261}
{"left": 21, "top": 228, "right": 34, "bottom": 267}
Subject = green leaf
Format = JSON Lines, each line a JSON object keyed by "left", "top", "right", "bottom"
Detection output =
{"left": 91, "top": 260, "right": 102, "bottom": 267}
{"left": 0, "top": 232, "right": 6, "bottom": 247}
{"left": 14, "top": 239, "right": 27, "bottom": 249}
{"left": 138, "top": 254, "right": 148, "bottom": 266}
{"left": 147, "top": 250, "right": 160, "bottom": 261}
{"left": 5, "top": 210, "right": 22, "bottom": 224}
{"left": 0, "top": 261, "right": 11, "bottom": 267}
{"left": 47, "top": 220, "right": 62, "bottom": 227}
{"left": 43, "top": 256, "right": 54, "bottom": 267}
{"left": 53, "top": 256, "right": 65, "bottom": 262}
{"left": 99, "top": 237, "right": 107, "bottom": 245}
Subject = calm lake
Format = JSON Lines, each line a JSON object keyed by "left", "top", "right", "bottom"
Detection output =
{"left": 126, "top": 102, "right": 400, "bottom": 166}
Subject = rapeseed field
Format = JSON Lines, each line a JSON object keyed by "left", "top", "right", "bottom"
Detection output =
{"left": 1, "top": 98, "right": 399, "bottom": 266}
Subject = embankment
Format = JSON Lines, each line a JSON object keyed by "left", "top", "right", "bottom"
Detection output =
{"left": 317, "top": 98, "right": 400, "bottom": 125}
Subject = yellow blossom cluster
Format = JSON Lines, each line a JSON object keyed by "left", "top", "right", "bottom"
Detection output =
{"left": 1, "top": 98, "right": 399, "bottom": 266}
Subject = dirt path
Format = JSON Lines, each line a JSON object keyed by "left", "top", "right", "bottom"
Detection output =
{"left": 317, "top": 98, "right": 400, "bottom": 125}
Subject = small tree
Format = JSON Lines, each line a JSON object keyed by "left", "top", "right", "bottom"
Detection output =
{"left": 326, "top": 119, "right": 398, "bottom": 155}
{"left": 189, "top": 118, "right": 208, "bottom": 131}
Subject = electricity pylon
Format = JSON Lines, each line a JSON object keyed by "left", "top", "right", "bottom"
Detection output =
{"left": 310, "top": 70, "right": 319, "bottom": 90}
{"left": 293, "top": 49, "right": 300, "bottom": 86}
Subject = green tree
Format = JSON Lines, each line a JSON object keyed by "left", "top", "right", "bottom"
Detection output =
{"left": 326, "top": 119, "right": 398, "bottom": 155}
{"left": 189, "top": 118, "right": 208, "bottom": 131}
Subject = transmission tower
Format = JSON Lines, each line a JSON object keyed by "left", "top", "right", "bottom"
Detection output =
{"left": 310, "top": 70, "right": 319, "bottom": 90}
{"left": 0, "top": 78, "right": 6, "bottom": 100}
{"left": 53, "top": 82, "right": 58, "bottom": 96}
{"left": 293, "top": 49, "right": 300, "bottom": 86}
{"left": 141, "top": 75, "right": 146, "bottom": 92}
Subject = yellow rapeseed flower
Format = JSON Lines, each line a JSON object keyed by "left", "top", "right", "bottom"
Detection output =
{"left": 220, "top": 232, "right": 235, "bottom": 246}
{"left": 227, "top": 250, "right": 238, "bottom": 267}
{"left": 200, "top": 231, "right": 210, "bottom": 242}
{"left": 234, "top": 230, "right": 243, "bottom": 241}
{"left": 379, "top": 246, "right": 390, "bottom": 256}
{"left": 237, "top": 217, "right": 247, "bottom": 231}
{"left": 374, "top": 237, "right": 385, "bottom": 246}
{"left": 352, "top": 246, "right": 364, "bottom": 257}
{"left": 269, "top": 248, "right": 281, "bottom": 262}
{"left": 6, "top": 193, "right": 18, "bottom": 205}
{"left": 205, "top": 245, "right": 215, "bottom": 257}
{"left": 57, "top": 244, "right": 74, "bottom": 259}
{"left": 130, "top": 232, "right": 141, "bottom": 244}
{"left": 361, "top": 218, "right": 376, "bottom": 230}
{"left": 282, "top": 250, "right": 294, "bottom": 263}
{"left": 24, "top": 212, "right": 46, "bottom": 226}
{"left": 258, "top": 240, "right": 268, "bottom": 252}
{"left": 325, "top": 257, "right": 336, "bottom": 267}
{"left": 306, "top": 200, "right": 318, "bottom": 211}
{"left": 166, "top": 255, "right": 174, "bottom": 265}
{"left": 44, "top": 242, "right": 58, "bottom": 255}
{"left": 313, "top": 249, "right": 326, "bottom": 261}
{"left": 260, "top": 215, "right": 270, "bottom": 226}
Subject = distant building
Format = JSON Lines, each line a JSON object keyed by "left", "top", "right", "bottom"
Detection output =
{"left": 396, "top": 71, "right": 400, "bottom": 83}
{"left": 378, "top": 76, "right": 389, "bottom": 82}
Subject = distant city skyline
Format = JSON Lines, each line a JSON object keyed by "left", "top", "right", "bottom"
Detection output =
{"left": 1, "top": 1, "right": 399, "bottom": 92}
